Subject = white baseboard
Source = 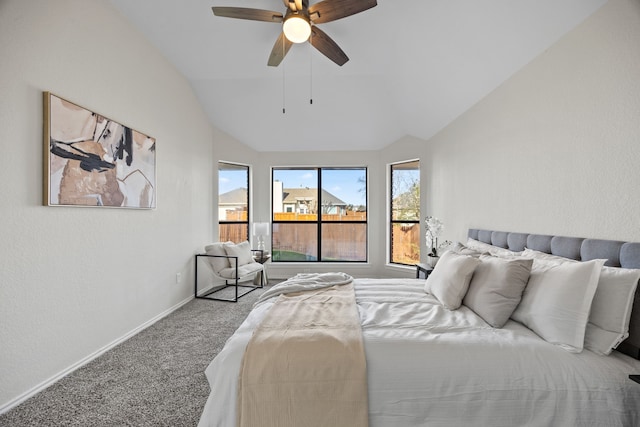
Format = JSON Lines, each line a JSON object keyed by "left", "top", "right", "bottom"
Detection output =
{"left": 0, "top": 294, "right": 194, "bottom": 415}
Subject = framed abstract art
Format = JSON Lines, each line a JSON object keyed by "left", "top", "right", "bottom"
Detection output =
{"left": 43, "top": 92, "right": 156, "bottom": 208}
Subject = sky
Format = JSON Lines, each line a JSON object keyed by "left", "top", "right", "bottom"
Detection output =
{"left": 274, "top": 168, "right": 367, "bottom": 207}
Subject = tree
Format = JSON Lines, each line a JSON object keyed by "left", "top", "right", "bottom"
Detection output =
{"left": 392, "top": 172, "right": 420, "bottom": 221}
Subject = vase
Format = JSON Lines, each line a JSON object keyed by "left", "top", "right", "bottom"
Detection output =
{"left": 427, "top": 255, "right": 439, "bottom": 268}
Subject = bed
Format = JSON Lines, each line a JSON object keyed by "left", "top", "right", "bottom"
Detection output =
{"left": 198, "top": 229, "right": 640, "bottom": 426}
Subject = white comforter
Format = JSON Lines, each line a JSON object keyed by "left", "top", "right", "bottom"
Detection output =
{"left": 199, "top": 278, "right": 640, "bottom": 427}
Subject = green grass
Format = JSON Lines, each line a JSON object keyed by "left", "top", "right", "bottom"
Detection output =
{"left": 272, "top": 250, "right": 317, "bottom": 262}
{"left": 272, "top": 251, "right": 363, "bottom": 262}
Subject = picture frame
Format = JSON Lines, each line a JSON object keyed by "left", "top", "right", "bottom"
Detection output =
{"left": 43, "top": 92, "right": 156, "bottom": 209}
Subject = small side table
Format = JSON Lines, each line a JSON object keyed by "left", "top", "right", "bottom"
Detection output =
{"left": 253, "top": 253, "right": 271, "bottom": 285}
{"left": 416, "top": 263, "right": 434, "bottom": 279}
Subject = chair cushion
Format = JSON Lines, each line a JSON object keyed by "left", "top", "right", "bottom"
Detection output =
{"left": 219, "top": 262, "right": 263, "bottom": 279}
{"left": 224, "top": 241, "right": 254, "bottom": 266}
{"left": 205, "top": 242, "right": 231, "bottom": 272}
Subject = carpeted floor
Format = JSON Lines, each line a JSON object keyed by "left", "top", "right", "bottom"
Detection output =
{"left": 0, "top": 285, "right": 268, "bottom": 427}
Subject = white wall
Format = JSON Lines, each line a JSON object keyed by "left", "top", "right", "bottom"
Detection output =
{"left": 3, "top": 0, "right": 639, "bottom": 414}
{"left": 0, "top": 0, "right": 215, "bottom": 411}
{"left": 409, "top": 0, "right": 640, "bottom": 246}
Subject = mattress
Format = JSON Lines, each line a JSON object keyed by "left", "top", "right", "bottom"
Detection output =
{"left": 198, "top": 278, "right": 640, "bottom": 427}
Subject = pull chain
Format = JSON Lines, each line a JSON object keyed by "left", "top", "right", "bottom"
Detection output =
{"left": 282, "top": 35, "right": 286, "bottom": 114}
{"left": 309, "top": 30, "right": 313, "bottom": 105}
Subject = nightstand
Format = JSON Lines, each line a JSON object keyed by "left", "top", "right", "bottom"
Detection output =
{"left": 252, "top": 252, "right": 270, "bottom": 285}
{"left": 416, "top": 263, "right": 434, "bottom": 279}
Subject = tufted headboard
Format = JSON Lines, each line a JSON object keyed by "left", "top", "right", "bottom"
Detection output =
{"left": 468, "top": 228, "right": 640, "bottom": 359}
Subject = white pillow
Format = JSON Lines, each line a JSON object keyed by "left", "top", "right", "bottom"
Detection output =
{"left": 205, "top": 242, "right": 232, "bottom": 272}
{"left": 449, "top": 241, "right": 484, "bottom": 256}
{"left": 584, "top": 267, "right": 640, "bottom": 355}
{"left": 463, "top": 255, "right": 533, "bottom": 328}
{"left": 466, "top": 238, "right": 521, "bottom": 258}
{"left": 223, "top": 241, "right": 254, "bottom": 267}
{"left": 521, "top": 248, "right": 640, "bottom": 355}
{"left": 521, "top": 248, "right": 571, "bottom": 263}
{"left": 511, "top": 257, "right": 604, "bottom": 352}
{"left": 425, "top": 251, "right": 480, "bottom": 310}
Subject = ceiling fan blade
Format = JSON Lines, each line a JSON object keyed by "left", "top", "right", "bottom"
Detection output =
{"left": 308, "top": 0, "right": 377, "bottom": 24}
{"left": 309, "top": 26, "right": 348, "bottom": 66}
{"left": 211, "top": 7, "right": 283, "bottom": 23}
{"left": 268, "top": 32, "right": 294, "bottom": 67}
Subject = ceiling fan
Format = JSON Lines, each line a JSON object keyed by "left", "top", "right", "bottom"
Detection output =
{"left": 212, "top": 0, "right": 377, "bottom": 67}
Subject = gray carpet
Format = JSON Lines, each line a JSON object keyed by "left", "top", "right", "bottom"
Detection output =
{"left": 0, "top": 285, "right": 268, "bottom": 427}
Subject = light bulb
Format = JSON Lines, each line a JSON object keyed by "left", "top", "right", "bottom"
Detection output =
{"left": 283, "top": 15, "right": 311, "bottom": 43}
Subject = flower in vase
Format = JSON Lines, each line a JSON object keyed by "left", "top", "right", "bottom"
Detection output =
{"left": 425, "top": 216, "right": 451, "bottom": 257}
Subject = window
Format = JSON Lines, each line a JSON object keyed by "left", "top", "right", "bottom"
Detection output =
{"left": 390, "top": 160, "right": 420, "bottom": 265}
{"left": 272, "top": 167, "right": 367, "bottom": 262}
{"left": 218, "top": 162, "right": 249, "bottom": 243}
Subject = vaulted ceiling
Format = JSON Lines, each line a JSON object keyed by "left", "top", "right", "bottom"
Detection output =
{"left": 109, "top": 0, "right": 606, "bottom": 152}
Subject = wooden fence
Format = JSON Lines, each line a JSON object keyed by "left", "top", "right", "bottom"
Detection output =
{"left": 221, "top": 211, "right": 366, "bottom": 223}
{"left": 220, "top": 212, "right": 419, "bottom": 265}
{"left": 223, "top": 210, "right": 247, "bottom": 221}
{"left": 272, "top": 223, "right": 367, "bottom": 261}
{"left": 273, "top": 211, "right": 367, "bottom": 221}
{"left": 391, "top": 223, "right": 420, "bottom": 265}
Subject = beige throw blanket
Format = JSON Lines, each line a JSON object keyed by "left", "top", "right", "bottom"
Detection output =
{"left": 237, "top": 279, "right": 368, "bottom": 427}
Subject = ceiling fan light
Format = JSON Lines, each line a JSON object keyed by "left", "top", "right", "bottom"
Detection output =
{"left": 283, "top": 14, "right": 311, "bottom": 43}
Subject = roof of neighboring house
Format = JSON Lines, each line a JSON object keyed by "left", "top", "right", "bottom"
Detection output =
{"left": 218, "top": 188, "right": 247, "bottom": 205}
{"left": 282, "top": 188, "right": 346, "bottom": 206}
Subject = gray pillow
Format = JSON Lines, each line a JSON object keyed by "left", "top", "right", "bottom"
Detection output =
{"left": 463, "top": 254, "right": 533, "bottom": 328}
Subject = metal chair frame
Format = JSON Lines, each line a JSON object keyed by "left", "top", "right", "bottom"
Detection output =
{"left": 194, "top": 250, "right": 265, "bottom": 302}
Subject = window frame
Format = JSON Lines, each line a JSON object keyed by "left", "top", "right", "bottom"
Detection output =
{"left": 389, "top": 159, "right": 421, "bottom": 266}
{"left": 218, "top": 161, "right": 250, "bottom": 243}
{"left": 271, "top": 166, "right": 368, "bottom": 263}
